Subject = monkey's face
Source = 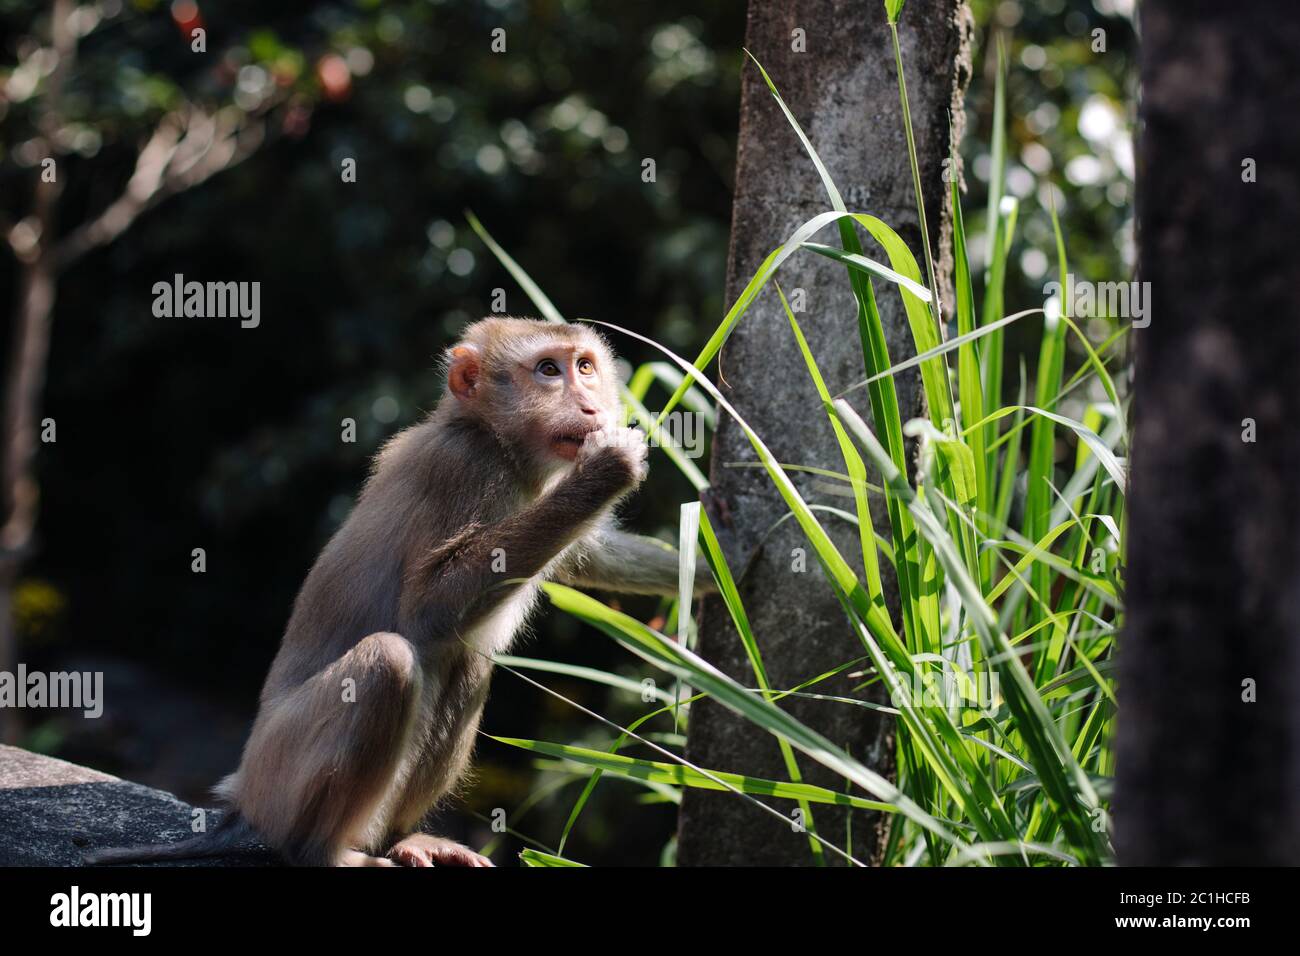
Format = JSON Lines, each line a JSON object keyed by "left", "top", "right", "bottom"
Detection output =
{"left": 509, "top": 342, "right": 617, "bottom": 464}
{"left": 447, "top": 322, "right": 622, "bottom": 474}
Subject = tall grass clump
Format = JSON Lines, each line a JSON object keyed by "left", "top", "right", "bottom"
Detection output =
{"left": 469, "top": 1, "right": 1128, "bottom": 867}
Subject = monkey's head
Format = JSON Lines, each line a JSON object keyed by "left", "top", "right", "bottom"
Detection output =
{"left": 444, "top": 317, "right": 623, "bottom": 470}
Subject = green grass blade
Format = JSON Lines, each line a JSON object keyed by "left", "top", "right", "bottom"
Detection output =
{"left": 465, "top": 209, "right": 565, "bottom": 324}
{"left": 844, "top": 307, "right": 1043, "bottom": 396}
{"left": 966, "top": 405, "right": 1126, "bottom": 497}
{"left": 520, "top": 849, "right": 587, "bottom": 867}
{"left": 834, "top": 398, "right": 1110, "bottom": 865}
{"left": 888, "top": 18, "right": 943, "bottom": 329}
{"left": 1024, "top": 201, "right": 1072, "bottom": 621}
{"left": 491, "top": 736, "right": 895, "bottom": 812}
{"left": 777, "top": 283, "right": 886, "bottom": 609}
{"left": 493, "top": 654, "right": 675, "bottom": 703}
{"left": 542, "top": 583, "right": 962, "bottom": 848}
{"left": 799, "top": 243, "right": 932, "bottom": 301}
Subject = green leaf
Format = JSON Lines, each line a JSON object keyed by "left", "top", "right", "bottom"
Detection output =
{"left": 493, "top": 654, "right": 675, "bottom": 703}
{"left": 966, "top": 405, "right": 1127, "bottom": 496}
{"left": 542, "top": 582, "right": 962, "bottom": 848}
{"left": 491, "top": 736, "right": 894, "bottom": 812}
{"left": 776, "top": 283, "right": 886, "bottom": 609}
{"left": 834, "top": 399, "right": 1110, "bottom": 866}
{"left": 519, "top": 849, "right": 587, "bottom": 868}
{"left": 465, "top": 209, "right": 565, "bottom": 324}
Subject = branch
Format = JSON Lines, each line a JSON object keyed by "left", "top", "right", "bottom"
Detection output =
{"left": 52, "top": 101, "right": 275, "bottom": 272}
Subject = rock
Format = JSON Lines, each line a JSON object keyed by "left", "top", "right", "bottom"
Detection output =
{"left": 0, "top": 744, "right": 278, "bottom": 866}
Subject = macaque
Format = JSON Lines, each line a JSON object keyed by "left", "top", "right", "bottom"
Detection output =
{"left": 88, "top": 317, "right": 712, "bottom": 867}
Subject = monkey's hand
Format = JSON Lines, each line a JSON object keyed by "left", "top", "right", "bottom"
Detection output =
{"left": 575, "top": 426, "right": 649, "bottom": 493}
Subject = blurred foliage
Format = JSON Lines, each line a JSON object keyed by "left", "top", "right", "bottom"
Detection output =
{"left": 966, "top": 0, "right": 1136, "bottom": 410}
{"left": 1, "top": 0, "right": 742, "bottom": 867}
{"left": 0, "top": 0, "right": 1135, "bottom": 864}
{"left": 13, "top": 578, "right": 66, "bottom": 645}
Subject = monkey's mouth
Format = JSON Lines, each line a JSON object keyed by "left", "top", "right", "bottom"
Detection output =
{"left": 550, "top": 433, "right": 588, "bottom": 460}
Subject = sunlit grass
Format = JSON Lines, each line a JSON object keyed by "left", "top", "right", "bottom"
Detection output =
{"left": 468, "top": 11, "right": 1126, "bottom": 866}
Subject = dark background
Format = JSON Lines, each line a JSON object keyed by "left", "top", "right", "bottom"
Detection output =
{"left": 0, "top": 0, "right": 1134, "bottom": 864}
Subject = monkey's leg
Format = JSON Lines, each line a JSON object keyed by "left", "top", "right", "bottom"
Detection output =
{"left": 233, "top": 631, "right": 422, "bottom": 866}
{"left": 383, "top": 652, "right": 496, "bottom": 867}
{"left": 377, "top": 433, "right": 646, "bottom": 865}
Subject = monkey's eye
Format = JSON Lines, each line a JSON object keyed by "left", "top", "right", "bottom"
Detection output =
{"left": 535, "top": 359, "right": 562, "bottom": 378}
{"left": 577, "top": 358, "right": 597, "bottom": 376}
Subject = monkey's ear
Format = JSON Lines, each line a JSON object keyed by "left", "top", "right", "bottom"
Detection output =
{"left": 448, "top": 344, "right": 482, "bottom": 401}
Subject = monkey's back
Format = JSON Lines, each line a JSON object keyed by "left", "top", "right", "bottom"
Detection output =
{"left": 262, "top": 412, "right": 524, "bottom": 697}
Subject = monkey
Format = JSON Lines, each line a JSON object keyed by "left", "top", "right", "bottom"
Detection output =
{"left": 87, "top": 316, "right": 713, "bottom": 867}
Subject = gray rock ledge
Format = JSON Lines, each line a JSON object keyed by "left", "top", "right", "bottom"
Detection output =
{"left": 0, "top": 744, "right": 277, "bottom": 866}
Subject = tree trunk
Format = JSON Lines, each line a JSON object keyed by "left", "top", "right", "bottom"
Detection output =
{"left": 0, "top": 0, "right": 73, "bottom": 743}
{"left": 1118, "top": 0, "right": 1300, "bottom": 864}
{"left": 0, "top": 253, "right": 58, "bottom": 744}
{"left": 677, "top": 0, "right": 971, "bottom": 866}
{"left": 0, "top": 1, "right": 270, "bottom": 742}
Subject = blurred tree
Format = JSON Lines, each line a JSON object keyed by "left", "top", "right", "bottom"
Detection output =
{"left": 0, "top": 0, "right": 309, "bottom": 740}
{"left": 1, "top": 0, "right": 742, "bottom": 862}
{"left": 964, "top": 0, "right": 1137, "bottom": 409}
{"left": 1119, "top": 0, "right": 1300, "bottom": 865}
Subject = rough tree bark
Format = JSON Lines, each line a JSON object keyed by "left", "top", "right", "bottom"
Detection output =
{"left": 1117, "top": 0, "right": 1300, "bottom": 864}
{"left": 677, "top": 0, "right": 971, "bottom": 866}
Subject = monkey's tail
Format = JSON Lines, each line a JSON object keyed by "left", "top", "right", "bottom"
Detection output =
{"left": 83, "top": 810, "right": 260, "bottom": 866}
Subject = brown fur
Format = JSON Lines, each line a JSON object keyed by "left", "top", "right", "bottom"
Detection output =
{"left": 88, "top": 317, "right": 710, "bottom": 868}
{"left": 200, "top": 317, "right": 707, "bottom": 866}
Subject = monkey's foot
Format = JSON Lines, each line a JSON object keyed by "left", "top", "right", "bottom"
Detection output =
{"left": 387, "top": 833, "right": 494, "bottom": 868}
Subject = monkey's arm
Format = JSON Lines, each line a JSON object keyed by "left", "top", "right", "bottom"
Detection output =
{"left": 554, "top": 526, "right": 716, "bottom": 597}
{"left": 404, "top": 432, "right": 644, "bottom": 634}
